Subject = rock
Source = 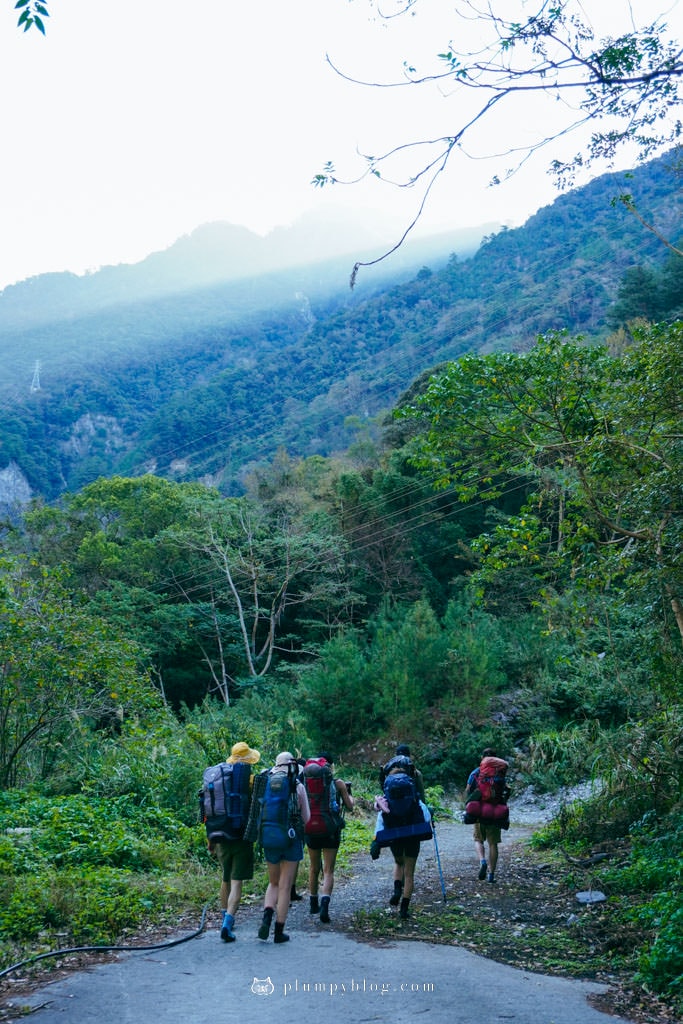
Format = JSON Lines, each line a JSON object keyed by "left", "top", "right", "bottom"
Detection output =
{"left": 576, "top": 890, "right": 606, "bottom": 904}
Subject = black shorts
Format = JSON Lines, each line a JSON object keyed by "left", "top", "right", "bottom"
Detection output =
{"left": 390, "top": 838, "right": 421, "bottom": 859}
{"left": 305, "top": 832, "right": 341, "bottom": 850}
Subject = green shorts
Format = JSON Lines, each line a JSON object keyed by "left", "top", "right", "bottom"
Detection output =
{"left": 473, "top": 822, "right": 502, "bottom": 844}
{"left": 215, "top": 839, "right": 255, "bottom": 882}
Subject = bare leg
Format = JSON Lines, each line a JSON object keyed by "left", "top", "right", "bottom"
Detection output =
{"left": 308, "top": 848, "right": 322, "bottom": 896}
{"left": 227, "top": 879, "right": 243, "bottom": 917}
{"left": 264, "top": 862, "right": 280, "bottom": 912}
{"left": 275, "top": 860, "right": 298, "bottom": 923}
{"left": 321, "top": 847, "right": 338, "bottom": 897}
{"left": 401, "top": 856, "right": 417, "bottom": 899}
{"left": 390, "top": 852, "right": 405, "bottom": 905}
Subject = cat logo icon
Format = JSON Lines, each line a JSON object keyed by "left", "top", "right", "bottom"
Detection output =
{"left": 251, "top": 977, "right": 275, "bottom": 996}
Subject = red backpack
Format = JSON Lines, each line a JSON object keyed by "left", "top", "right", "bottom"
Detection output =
{"left": 477, "top": 756, "right": 510, "bottom": 804}
{"left": 465, "top": 756, "right": 511, "bottom": 828}
{"left": 303, "top": 758, "right": 344, "bottom": 837}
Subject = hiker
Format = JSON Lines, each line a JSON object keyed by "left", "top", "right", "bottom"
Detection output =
{"left": 202, "top": 740, "right": 261, "bottom": 943}
{"left": 257, "top": 751, "right": 310, "bottom": 944}
{"left": 372, "top": 758, "right": 432, "bottom": 920}
{"left": 303, "top": 751, "right": 354, "bottom": 924}
{"left": 466, "top": 747, "right": 510, "bottom": 884}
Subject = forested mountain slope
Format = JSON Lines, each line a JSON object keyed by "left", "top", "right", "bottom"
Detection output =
{"left": 0, "top": 150, "right": 680, "bottom": 504}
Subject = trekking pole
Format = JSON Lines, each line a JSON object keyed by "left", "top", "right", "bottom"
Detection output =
{"left": 432, "top": 819, "right": 447, "bottom": 902}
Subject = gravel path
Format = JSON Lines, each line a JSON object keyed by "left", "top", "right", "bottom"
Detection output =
{"left": 253, "top": 788, "right": 554, "bottom": 935}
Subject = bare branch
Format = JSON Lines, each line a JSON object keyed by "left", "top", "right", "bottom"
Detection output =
{"left": 322, "top": 0, "right": 683, "bottom": 282}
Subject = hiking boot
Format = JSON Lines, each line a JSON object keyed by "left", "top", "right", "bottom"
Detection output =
{"left": 258, "top": 907, "right": 274, "bottom": 940}
{"left": 273, "top": 921, "right": 290, "bottom": 944}
{"left": 370, "top": 840, "right": 381, "bottom": 860}
{"left": 220, "top": 912, "right": 236, "bottom": 942}
{"left": 309, "top": 895, "right": 320, "bottom": 914}
{"left": 319, "top": 896, "right": 331, "bottom": 924}
{"left": 487, "top": 872, "right": 496, "bottom": 884}
{"left": 389, "top": 881, "right": 403, "bottom": 906}
{"left": 478, "top": 861, "right": 488, "bottom": 880}
{"left": 399, "top": 897, "right": 410, "bottom": 920}
{"left": 290, "top": 885, "right": 303, "bottom": 901}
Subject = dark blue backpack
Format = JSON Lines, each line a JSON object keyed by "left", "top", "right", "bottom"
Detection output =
{"left": 383, "top": 771, "right": 420, "bottom": 824}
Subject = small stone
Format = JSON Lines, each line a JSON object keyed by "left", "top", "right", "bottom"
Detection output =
{"left": 576, "top": 890, "right": 606, "bottom": 904}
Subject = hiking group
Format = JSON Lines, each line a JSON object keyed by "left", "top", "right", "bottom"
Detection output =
{"left": 200, "top": 741, "right": 510, "bottom": 944}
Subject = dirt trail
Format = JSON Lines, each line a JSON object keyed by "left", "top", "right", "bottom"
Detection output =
{"left": 290, "top": 811, "right": 527, "bottom": 929}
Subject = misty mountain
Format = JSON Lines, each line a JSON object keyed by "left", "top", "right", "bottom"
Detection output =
{"left": 0, "top": 209, "right": 492, "bottom": 338}
{"left": 0, "top": 150, "right": 680, "bottom": 507}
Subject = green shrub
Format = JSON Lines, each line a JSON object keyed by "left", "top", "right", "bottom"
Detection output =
{"left": 295, "top": 634, "right": 378, "bottom": 750}
{"left": 0, "top": 792, "right": 199, "bottom": 872}
{"left": 417, "top": 715, "right": 513, "bottom": 789}
{"left": 533, "top": 806, "right": 682, "bottom": 1009}
{"left": 520, "top": 722, "right": 602, "bottom": 791}
{"left": 634, "top": 898, "right": 683, "bottom": 1008}
{"left": 0, "top": 867, "right": 214, "bottom": 946}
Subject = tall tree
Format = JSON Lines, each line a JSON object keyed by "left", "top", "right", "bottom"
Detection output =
{"left": 175, "top": 493, "right": 353, "bottom": 701}
{"left": 21, "top": 475, "right": 355, "bottom": 706}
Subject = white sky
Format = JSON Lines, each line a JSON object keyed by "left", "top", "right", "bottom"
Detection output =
{"left": 0, "top": 0, "right": 680, "bottom": 291}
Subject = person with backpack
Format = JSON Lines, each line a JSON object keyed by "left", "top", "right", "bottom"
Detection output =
{"left": 257, "top": 751, "right": 310, "bottom": 944}
{"left": 371, "top": 756, "right": 432, "bottom": 920}
{"left": 302, "top": 751, "right": 354, "bottom": 924}
{"left": 199, "top": 740, "right": 261, "bottom": 943}
{"left": 465, "top": 747, "right": 511, "bottom": 884}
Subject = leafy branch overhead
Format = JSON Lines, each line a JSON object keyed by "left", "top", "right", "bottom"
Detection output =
{"left": 315, "top": 0, "right": 682, "bottom": 281}
{"left": 14, "top": 0, "right": 49, "bottom": 33}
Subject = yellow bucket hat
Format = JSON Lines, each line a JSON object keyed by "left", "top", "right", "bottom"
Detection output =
{"left": 227, "top": 741, "right": 261, "bottom": 765}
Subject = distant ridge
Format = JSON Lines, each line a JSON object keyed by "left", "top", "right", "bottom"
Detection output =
{"left": 0, "top": 149, "right": 679, "bottom": 507}
{"left": 0, "top": 210, "right": 496, "bottom": 334}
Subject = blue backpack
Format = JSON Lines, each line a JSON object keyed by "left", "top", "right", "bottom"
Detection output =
{"left": 375, "top": 771, "right": 432, "bottom": 849}
{"left": 258, "top": 766, "right": 298, "bottom": 848}
{"left": 379, "top": 754, "right": 415, "bottom": 787}
{"left": 383, "top": 771, "right": 420, "bottom": 824}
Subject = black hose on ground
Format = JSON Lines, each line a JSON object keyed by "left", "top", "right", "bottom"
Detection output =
{"left": 0, "top": 904, "right": 209, "bottom": 980}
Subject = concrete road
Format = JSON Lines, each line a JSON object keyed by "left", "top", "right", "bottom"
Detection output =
{"left": 14, "top": 922, "right": 634, "bottom": 1024}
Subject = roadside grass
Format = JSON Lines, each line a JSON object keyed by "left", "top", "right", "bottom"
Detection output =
{"left": 0, "top": 783, "right": 374, "bottom": 974}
